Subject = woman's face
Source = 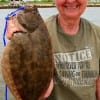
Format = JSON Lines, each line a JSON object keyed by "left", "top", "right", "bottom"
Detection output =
{"left": 55, "top": 0, "right": 87, "bottom": 19}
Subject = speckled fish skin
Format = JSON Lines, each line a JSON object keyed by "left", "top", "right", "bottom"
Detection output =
{"left": 1, "top": 6, "right": 54, "bottom": 100}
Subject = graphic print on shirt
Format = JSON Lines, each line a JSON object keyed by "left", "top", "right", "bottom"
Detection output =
{"left": 54, "top": 47, "right": 98, "bottom": 87}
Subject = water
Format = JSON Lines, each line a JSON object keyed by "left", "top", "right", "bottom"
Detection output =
{"left": 0, "top": 7, "right": 100, "bottom": 100}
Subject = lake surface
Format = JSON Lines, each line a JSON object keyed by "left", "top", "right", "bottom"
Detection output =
{"left": 0, "top": 7, "right": 100, "bottom": 50}
{"left": 0, "top": 7, "right": 100, "bottom": 100}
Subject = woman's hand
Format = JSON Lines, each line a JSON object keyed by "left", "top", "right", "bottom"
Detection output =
{"left": 96, "top": 76, "right": 100, "bottom": 100}
{"left": 44, "top": 79, "right": 53, "bottom": 98}
{"left": 6, "top": 17, "right": 21, "bottom": 40}
{"left": 41, "top": 79, "right": 54, "bottom": 99}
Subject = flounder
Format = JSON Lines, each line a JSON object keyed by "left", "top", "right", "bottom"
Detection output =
{"left": 1, "top": 6, "right": 54, "bottom": 100}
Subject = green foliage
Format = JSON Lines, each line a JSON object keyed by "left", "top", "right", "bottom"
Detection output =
{"left": 0, "top": 0, "right": 6, "bottom": 2}
{"left": 42, "top": 0, "right": 53, "bottom": 2}
{"left": 33, "top": 0, "right": 53, "bottom": 2}
{"left": 0, "top": 0, "right": 8, "bottom": 3}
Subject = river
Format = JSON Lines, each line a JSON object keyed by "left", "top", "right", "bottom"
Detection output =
{"left": 0, "top": 7, "right": 100, "bottom": 100}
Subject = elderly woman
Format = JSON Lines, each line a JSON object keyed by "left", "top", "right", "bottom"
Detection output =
{"left": 45, "top": 0, "right": 100, "bottom": 100}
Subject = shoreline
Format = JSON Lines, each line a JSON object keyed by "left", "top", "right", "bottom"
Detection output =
{"left": 0, "top": 4, "right": 100, "bottom": 9}
{"left": 0, "top": 4, "right": 56, "bottom": 9}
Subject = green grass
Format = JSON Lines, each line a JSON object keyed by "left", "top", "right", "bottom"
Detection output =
{"left": 0, "top": 1, "right": 100, "bottom": 6}
{"left": 0, "top": 2, "right": 9, "bottom": 6}
{"left": 88, "top": 2, "right": 100, "bottom": 5}
{"left": 26, "top": 1, "right": 54, "bottom": 4}
{"left": 0, "top": 1, "right": 54, "bottom": 6}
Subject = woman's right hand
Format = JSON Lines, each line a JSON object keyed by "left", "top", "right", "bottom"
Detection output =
{"left": 6, "top": 17, "right": 21, "bottom": 40}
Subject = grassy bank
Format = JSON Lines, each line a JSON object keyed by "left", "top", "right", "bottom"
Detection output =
{"left": 88, "top": 2, "right": 100, "bottom": 5}
{"left": 0, "top": 1, "right": 55, "bottom": 7}
{"left": 0, "top": 1, "right": 100, "bottom": 8}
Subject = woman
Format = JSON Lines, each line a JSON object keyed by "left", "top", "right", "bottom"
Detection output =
{"left": 45, "top": 0, "right": 100, "bottom": 100}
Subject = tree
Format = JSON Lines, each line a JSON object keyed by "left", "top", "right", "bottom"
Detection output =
{"left": 0, "top": 0, "right": 7, "bottom": 2}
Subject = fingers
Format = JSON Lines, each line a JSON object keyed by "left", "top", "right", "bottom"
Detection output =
{"left": 96, "top": 75, "right": 100, "bottom": 100}
{"left": 43, "top": 79, "right": 54, "bottom": 98}
{"left": 6, "top": 18, "right": 20, "bottom": 40}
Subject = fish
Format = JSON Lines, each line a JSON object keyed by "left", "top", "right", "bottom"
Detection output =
{"left": 1, "top": 6, "right": 54, "bottom": 100}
